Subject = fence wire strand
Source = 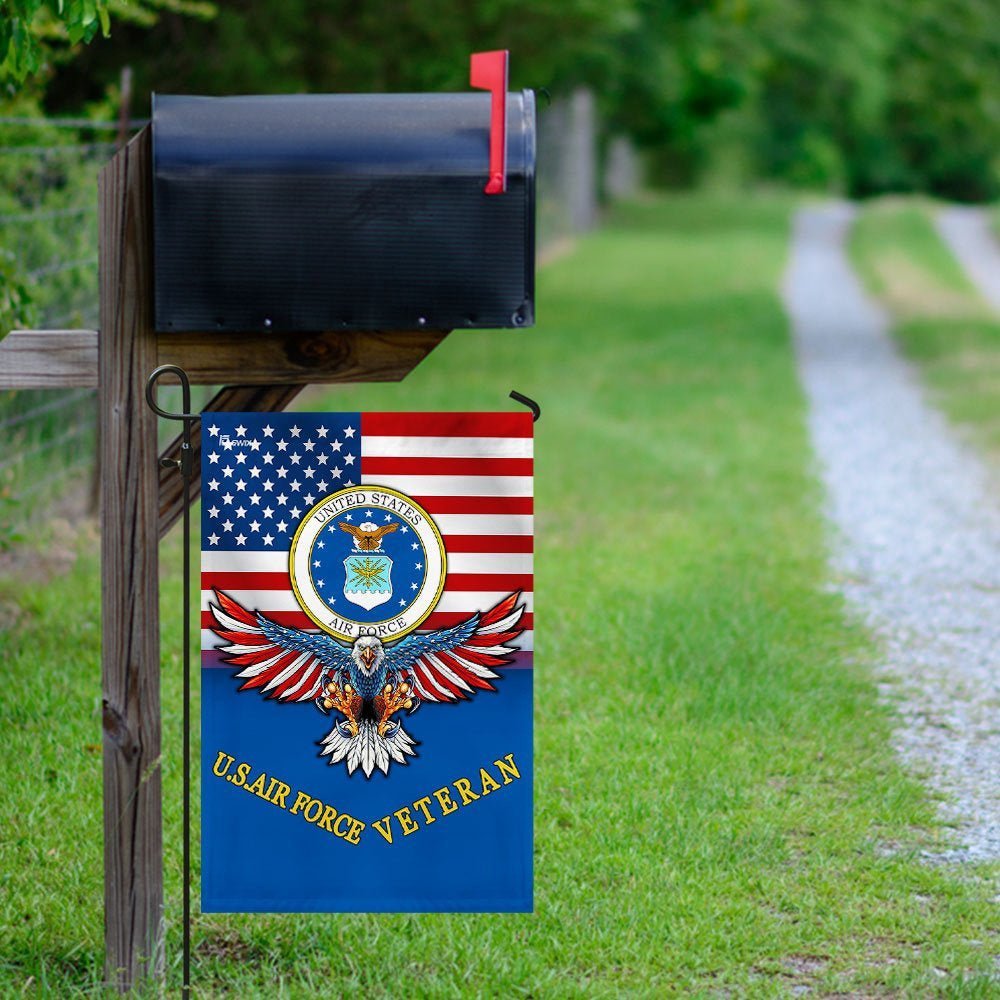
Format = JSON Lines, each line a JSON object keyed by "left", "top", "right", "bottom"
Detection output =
{"left": 0, "top": 389, "right": 92, "bottom": 432}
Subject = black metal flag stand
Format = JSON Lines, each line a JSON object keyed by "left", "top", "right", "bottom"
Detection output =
{"left": 145, "top": 365, "right": 196, "bottom": 999}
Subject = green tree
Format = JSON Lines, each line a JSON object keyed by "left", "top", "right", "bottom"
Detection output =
{"left": 1, "top": 0, "right": 212, "bottom": 84}
{"left": 1, "top": 0, "right": 114, "bottom": 82}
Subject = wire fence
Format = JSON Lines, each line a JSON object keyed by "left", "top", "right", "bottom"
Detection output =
{"left": 0, "top": 114, "right": 122, "bottom": 542}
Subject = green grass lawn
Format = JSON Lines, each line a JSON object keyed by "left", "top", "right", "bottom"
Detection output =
{"left": 2, "top": 194, "right": 998, "bottom": 997}
{"left": 849, "top": 198, "right": 1000, "bottom": 463}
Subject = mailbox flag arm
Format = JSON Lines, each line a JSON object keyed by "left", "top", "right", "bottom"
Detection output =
{"left": 470, "top": 49, "right": 509, "bottom": 195}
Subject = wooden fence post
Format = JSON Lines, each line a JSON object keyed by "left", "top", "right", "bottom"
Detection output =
{"left": 99, "top": 127, "right": 163, "bottom": 991}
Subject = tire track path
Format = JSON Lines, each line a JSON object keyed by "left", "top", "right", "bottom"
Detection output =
{"left": 782, "top": 202, "right": 1000, "bottom": 861}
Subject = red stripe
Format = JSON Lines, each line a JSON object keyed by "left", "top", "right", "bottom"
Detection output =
{"left": 205, "top": 610, "right": 307, "bottom": 629}
{"left": 203, "top": 572, "right": 532, "bottom": 592}
{"left": 361, "top": 456, "right": 533, "bottom": 476}
{"left": 442, "top": 534, "right": 533, "bottom": 552}
{"left": 202, "top": 535, "right": 532, "bottom": 555}
{"left": 202, "top": 610, "right": 534, "bottom": 631}
{"left": 414, "top": 495, "right": 532, "bottom": 515}
{"left": 362, "top": 412, "right": 532, "bottom": 437}
{"left": 204, "top": 572, "right": 287, "bottom": 590}
{"left": 445, "top": 573, "right": 533, "bottom": 591}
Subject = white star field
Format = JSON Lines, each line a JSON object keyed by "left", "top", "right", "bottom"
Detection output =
{"left": 201, "top": 413, "right": 362, "bottom": 551}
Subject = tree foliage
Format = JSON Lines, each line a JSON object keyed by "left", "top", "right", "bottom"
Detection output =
{"left": 6, "top": 0, "right": 1000, "bottom": 199}
{"left": 1, "top": 0, "right": 112, "bottom": 82}
{"left": 1, "top": 0, "right": 212, "bottom": 84}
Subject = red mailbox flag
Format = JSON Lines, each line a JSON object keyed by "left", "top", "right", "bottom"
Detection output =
{"left": 470, "top": 49, "right": 509, "bottom": 194}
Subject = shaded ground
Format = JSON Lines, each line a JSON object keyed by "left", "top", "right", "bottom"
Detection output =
{"left": 784, "top": 202, "right": 1000, "bottom": 862}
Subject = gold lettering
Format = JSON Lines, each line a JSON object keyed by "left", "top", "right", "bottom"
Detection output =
{"left": 394, "top": 806, "right": 419, "bottom": 836}
{"left": 453, "top": 777, "right": 480, "bottom": 806}
{"left": 373, "top": 816, "right": 394, "bottom": 844}
{"left": 495, "top": 753, "right": 521, "bottom": 784}
{"left": 318, "top": 804, "right": 338, "bottom": 832}
{"left": 479, "top": 767, "right": 501, "bottom": 796}
{"left": 212, "top": 751, "right": 234, "bottom": 777}
{"left": 433, "top": 785, "right": 459, "bottom": 815}
{"left": 245, "top": 772, "right": 268, "bottom": 797}
{"left": 289, "top": 790, "right": 312, "bottom": 815}
{"left": 412, "top": 795, "right": 436, "bottom": 824}
{"left": 230, "top": 763, "right": 251, "bottom": 788}
{"left": 270, "top": 781, "right": 291, "bottom": 809}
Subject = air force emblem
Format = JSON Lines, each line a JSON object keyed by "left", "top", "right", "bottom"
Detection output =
{"left": 289, "top": 486, "right": 445, "bottom": 642}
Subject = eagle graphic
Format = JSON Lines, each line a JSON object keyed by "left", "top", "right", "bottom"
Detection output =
{"left": 338, "top": 520, "right": 399, "bottom": 551}
{"left": 207, "top": 589, "right": 526, "bottom": 778}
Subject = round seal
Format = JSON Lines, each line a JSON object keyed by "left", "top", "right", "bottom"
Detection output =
{"left": 289, "top": 486, "right": 446, "bottom": 642}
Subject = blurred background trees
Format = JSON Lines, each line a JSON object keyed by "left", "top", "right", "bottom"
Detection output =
{"left": 4, "top": 0, "right": 1000, "bottom": 200}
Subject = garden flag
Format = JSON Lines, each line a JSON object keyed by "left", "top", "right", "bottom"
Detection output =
{"left": 200, "top": 411, "right": 533, "bottom": 912}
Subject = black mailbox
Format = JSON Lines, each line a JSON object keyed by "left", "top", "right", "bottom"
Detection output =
{"left": 151, "top": 89, "right": 536, "bottom": 334}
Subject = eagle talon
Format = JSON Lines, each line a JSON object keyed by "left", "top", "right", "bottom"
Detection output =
{"left": 375, "top": 682, "right": 413, "bottom": 737}
{"left": 322, "top": 680, "right": 360, "bottom": 736}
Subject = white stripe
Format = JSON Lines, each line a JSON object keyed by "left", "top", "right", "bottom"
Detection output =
{"left": 362, "top": 435, "right": 532, "bottom": 459}
{"left": 201, "top": 627, "right": 533, "bottom": 654}
{"left": 201, "top": 590, "right": 533, "bottom": 615}
{"left": 478, "top": 608, "right": 524, "bottom": 634}
{"left": 433, "top": 514, "right": 533, "bottom": 535}
{"left": 452, "top": 552, "right": 532, "bottom": 574}
{"left": 202, "top": 550, "right": 532, "bottom": 575}
{"left": 424, "top": 651, "right": 473, "bottom": 693}
{"left": 203, "top": 551, "right": 285, "bottom": 573}
{"left": 207, "top": 602, "right": 257, "bottom": 634}
{"left": 262, "top": 651, "right": 312, "bottom": 693}
{"left": 361, "top": 473, "right": 531, "bottom": 497}
{"left": 287, "top": 667, "right": 321, "bottom": 702}
{"left": 201, "top": 513, "right": 532, "bottom": 541}
{"left": 449, "top": 649, "right": 500, "bottom": 678}
{"left": 413, "top": 662, "right": 453, "bottom": 700}
{"left": 233, "top": 647, "right": 287, "bottom": 676}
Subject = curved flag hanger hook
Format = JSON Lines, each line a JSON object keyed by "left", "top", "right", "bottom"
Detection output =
{"left": 509, "top": 390, "right": 541, "bottom": 422}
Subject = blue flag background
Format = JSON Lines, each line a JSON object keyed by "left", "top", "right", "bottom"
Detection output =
{"left": 200, "top": 411, "right": 533, "bottom": 912}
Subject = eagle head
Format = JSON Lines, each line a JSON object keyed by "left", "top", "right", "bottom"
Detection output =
{"left": 351, "top": 635, "right": 385, "bottom": 676}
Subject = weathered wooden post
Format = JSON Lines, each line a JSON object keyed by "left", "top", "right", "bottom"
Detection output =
{"left": 98, "top": 128, "right": 164, "bottom": 990}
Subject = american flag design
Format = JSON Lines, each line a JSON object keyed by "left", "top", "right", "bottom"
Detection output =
{"left": 201, "top": 411, "right": 533, "bottom": 913}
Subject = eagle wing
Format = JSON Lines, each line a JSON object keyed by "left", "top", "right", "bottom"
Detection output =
{"left": 386, "top": 592, "right": 526, "bottom": 703}
{"left": 208, "top": 589, "right": 353, "bottom": 702}
{"left": 338, "top": 522, "right": 362, "bottom": 540}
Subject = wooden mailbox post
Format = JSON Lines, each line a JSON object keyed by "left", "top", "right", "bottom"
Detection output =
{"left": 0, "top": 53, "right": 535, "bottom": 990}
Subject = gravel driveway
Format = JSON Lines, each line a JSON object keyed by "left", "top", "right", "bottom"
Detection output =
{"left": 782, "top": 203, "right": 1000, "bottom": 862}
{"left": 936, "top": 205, "right": 1000, "bottom": 311}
